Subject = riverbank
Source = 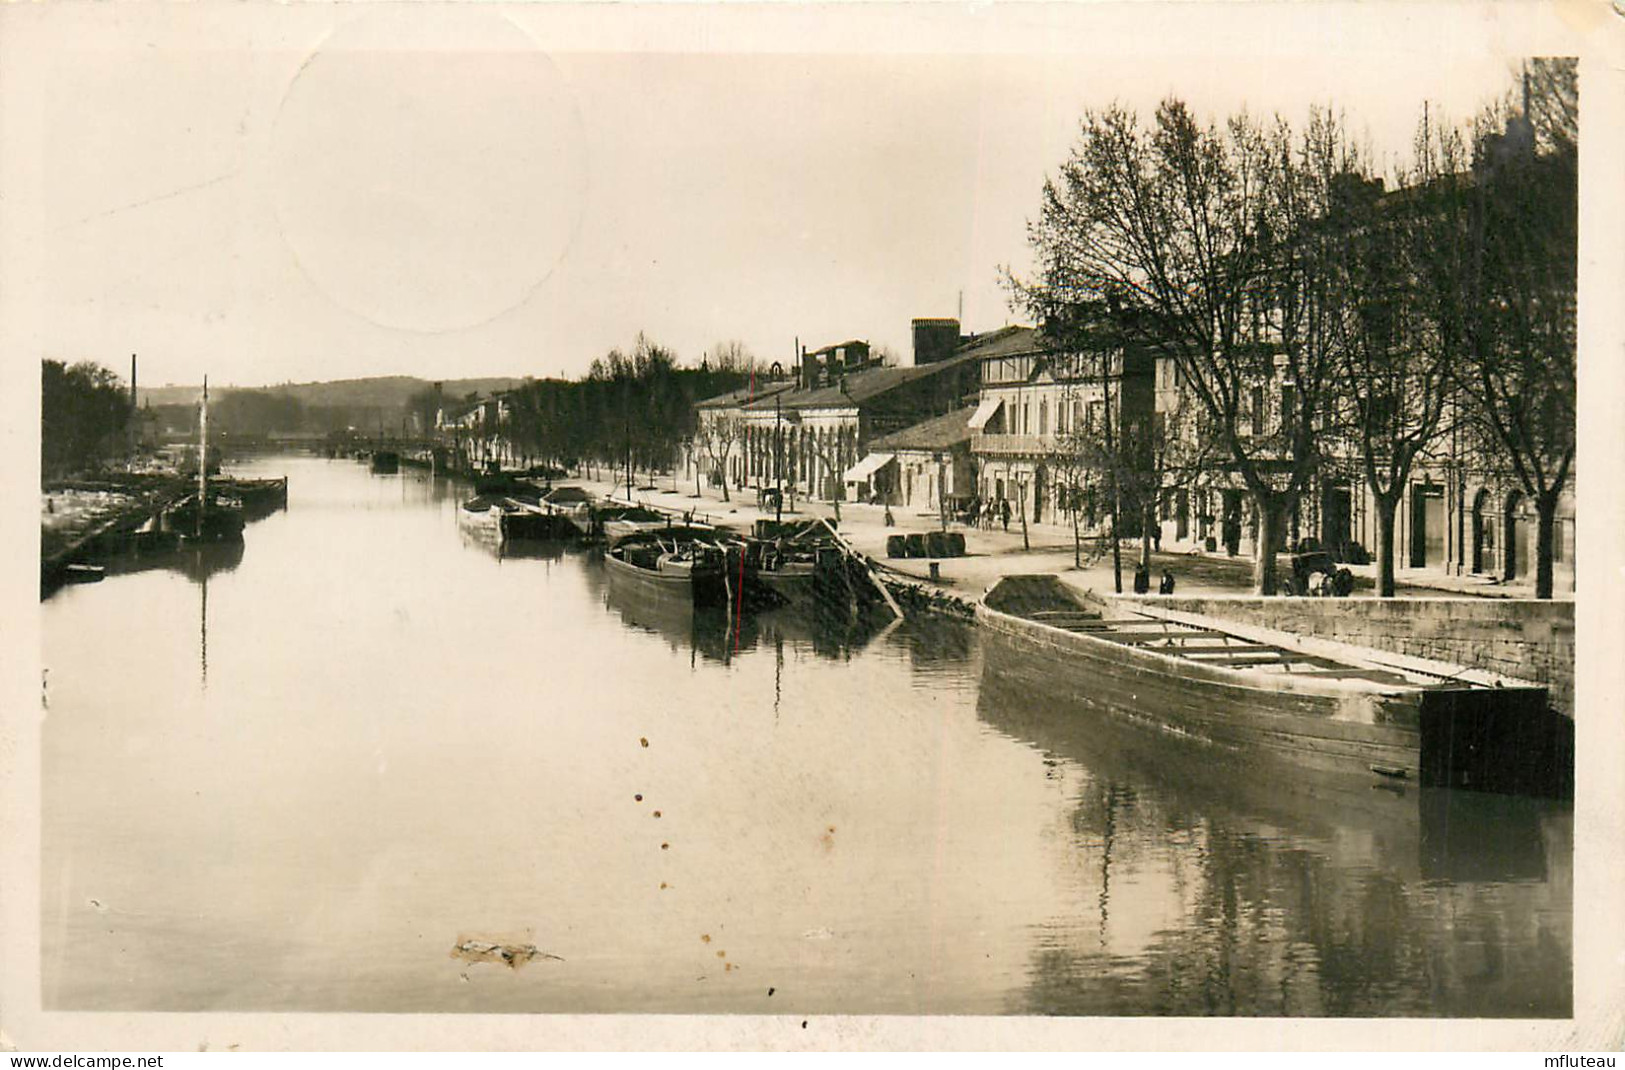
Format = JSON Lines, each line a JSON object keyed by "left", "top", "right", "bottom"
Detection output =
{"left": 40, "top": 470, "right": 289, "bottom": 597}
{"left": 566, "top": 472, "right": 1560, "bottom": 602}
{"left": 564, "top": 471, "right": 1573, "bottom": 710}
{"left": 40, "top": 476, "right": 192, "bottom": 565}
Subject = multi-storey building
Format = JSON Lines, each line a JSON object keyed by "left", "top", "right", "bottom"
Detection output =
{"left": 716, "top": 319, "right": 980, "bottom": 504}
{"left": 966, "top": 326, "right": 1155, "bottom": 531}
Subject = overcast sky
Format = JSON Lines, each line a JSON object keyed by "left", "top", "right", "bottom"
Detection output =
{"left": 22, "top": 4, "right": 1536, "bottom": 389}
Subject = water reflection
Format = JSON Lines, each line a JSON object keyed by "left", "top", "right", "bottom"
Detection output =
{"left": 599, "top": 558, "right": 899, "bottom": 666}
{"left": 602, "top": 575, "right": 750, "bottom": 665}
{"left": 751, "top": 600, "right": 896, "bottom": 661}
{"left": 39, "top": 456, "right": 1573, "bottom": 1017}
{"left": 977, "top": 633, "right": 1572, "bottom": 1017}
{"left": 93, "top": 540, "right": 247, "bottom": 688}
{"left": 458, "top": 529, "right": 572, "bottom": 563}
{"left": 100, "top": 538, "right": 246, "bottom": 584}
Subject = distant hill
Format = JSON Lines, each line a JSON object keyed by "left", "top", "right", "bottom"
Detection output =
{"left": 137, "top": 375, "right": 530, "bottom": 410}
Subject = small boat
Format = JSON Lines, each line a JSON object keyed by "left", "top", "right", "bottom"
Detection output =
{"left": 218, "top": 476, "right": 288, "bottom": 519}
{"left": 370, "top": 451, "right": 400, "bottom": 474}
{"left": 458, "top": 495, "right": 506, "bottom": 538}
{"left": 745, "top": 519, "right": 840, "bottom": 604}
{"left": 977, "top": 575, "right": 1568, "bottom": 797}
{"left": 744, "top": 519, "right": 888, "bottom": 612}
{"left": 474, "top": 473, "right": 544, "bottom": 499}
{"left": 540, "top": 485, "right": 595, "bottom": 534}
{"left": 459, "top": 495, "right": 578, "bottom": 542}
{"left": 603, "top": 533, "right": 736, "bottom": 607}
{"left": 500, "top": 503, "right": 579, "bottom": 541}
{"left": 598, "top": 506, "right": 686, "bottom": 546}
{"left": 168, "top": 377, "right": 246, "bottom": 545}
{"left": 168, "top": 491, "right": 246, "bottom": 543}
{"left": 62, "top": 563, "right": 105, "bottom": 583}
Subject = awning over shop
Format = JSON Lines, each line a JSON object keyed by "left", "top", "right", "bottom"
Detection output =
{"left": 843, "top": 452, "right": 896, "bottom": 483}
{"left": 966, "top": 396, "right": 1004, "bottom": 430}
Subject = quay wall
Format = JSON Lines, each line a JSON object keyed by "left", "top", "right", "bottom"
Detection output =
{"left": 1145, "top": 596, "right": 1575, "bottom": 717}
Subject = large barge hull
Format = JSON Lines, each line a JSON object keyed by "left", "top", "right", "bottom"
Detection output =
{"left": 977, "top": 576, "right": 1563, "bottom": 796}
{"left": 977, "top": 609, "right": 1426, "bottom": 784}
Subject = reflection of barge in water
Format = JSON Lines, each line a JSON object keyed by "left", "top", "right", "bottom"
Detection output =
{"left": 978, "top": 575, "right": 1570, "bottom": 797}
{"left": 977, "top": 644, "right": 1560, "bottom": 883}
{"left": 602, "top": 567, "right": 746, "bottom": 663}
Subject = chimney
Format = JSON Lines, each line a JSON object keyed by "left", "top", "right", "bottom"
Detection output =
{"left": 912, "top": 318, "right": 960, "bottom": 366}
{"left": 130, "top": 353, "right": 137, "bottom": 408}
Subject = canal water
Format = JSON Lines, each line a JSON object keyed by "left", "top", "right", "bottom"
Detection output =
{"left": 40, "top": 456, "right": 1572, "bottom": 1016}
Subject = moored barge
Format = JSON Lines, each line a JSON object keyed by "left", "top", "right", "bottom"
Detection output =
{"left": 978, "top": 575, "right": 1569, "bottom": 797}
{"left": 603, "top": 532, "right": 737, "bottom": 608}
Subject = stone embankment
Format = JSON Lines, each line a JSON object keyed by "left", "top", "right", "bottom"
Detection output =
{"left": 1144, "top": 595, "right": 1575, "bottom": 717}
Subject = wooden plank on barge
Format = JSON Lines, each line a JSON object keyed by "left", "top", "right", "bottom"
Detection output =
{"left": 1093, "top": 628, "right": 1245, "bottom": 643}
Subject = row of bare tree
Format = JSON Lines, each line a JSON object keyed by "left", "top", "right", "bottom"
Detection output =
{"left": 437, "top": 334, "right": 757, "bottom": 488}
{"left": 1015, "top": 60, "right": 1576, "bottom": 598}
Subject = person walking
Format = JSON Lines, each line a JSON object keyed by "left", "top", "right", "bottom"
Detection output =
{"left": 1000, "top": 498, "right": 1011, "bottom": 533}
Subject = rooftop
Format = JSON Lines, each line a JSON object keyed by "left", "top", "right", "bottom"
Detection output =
{"left": 804, "top": 339, "right": 869, "bottom": 359}
{"left": 744, "top": 349, "right": 978, "bottom": 412}
{"left": 955, "top": 325, "right": 1045, "bottom": 360}
{"left": 694, "top": 379, "right": 796, "bottom": 410}
{"left": 869, "top": 405, "right": 979, "bottom": 453}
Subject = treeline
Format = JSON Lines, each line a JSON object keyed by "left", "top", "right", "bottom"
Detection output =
{"left": 42, "top": 360, "right": 130, "bottom": 478}
{"left": 153, "top": 390, "right": 430, "bottom": 438}
{"left": 464, "top": 335, "right": 752, "bottom": 475}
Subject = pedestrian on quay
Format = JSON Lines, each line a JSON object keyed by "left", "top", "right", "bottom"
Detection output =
{"left": 1000, "top": 498, "right": 1011, "bottom": 532}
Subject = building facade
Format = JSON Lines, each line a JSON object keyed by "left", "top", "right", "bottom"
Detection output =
{"left": 967, "top": 326, "right": 1155, "bottom": 532}
{"left": 693, "top": 318, "right": 980, "bottom": 505}
{"left": 862, "top": 405, "right": 979, "bottom": 515}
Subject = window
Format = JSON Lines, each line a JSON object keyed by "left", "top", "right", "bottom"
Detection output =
{"left": 1281, "top": 384, "right": 1296, "bottom": 436}
{"left": 1039, "top": 400, "right": 1048, "bottom": 436}
{"left": 1074, "top": 400, "right": 1085, "bottom": 433}
{"left": 1251, "top": 387, "right": 1265, "bottom": 436}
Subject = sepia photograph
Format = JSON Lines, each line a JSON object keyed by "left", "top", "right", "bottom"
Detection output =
{"left": 3, "top": 0, "right": 1622, "bottom": 1053}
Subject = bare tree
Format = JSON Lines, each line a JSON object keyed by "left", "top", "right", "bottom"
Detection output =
{"left": 1326, "top": 118, "right": 1467, "bottom": 596}
{"left": 694, "top": 414, "right": 745, "bottom": 503}
{"left": 804, "top": 432, "right": 849, "bottom": 524}
{"left": 1447, "top": 59, "right": 1577, "bottom": 598}
{"left": 709, "top": 340, "right": 757, "bottom": 375}
{"left": 1018, "top": 101, "right": 1358, "bottom": 593}
{"left": 1046, "top": 347, "right": 1127, "bottom": 585}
